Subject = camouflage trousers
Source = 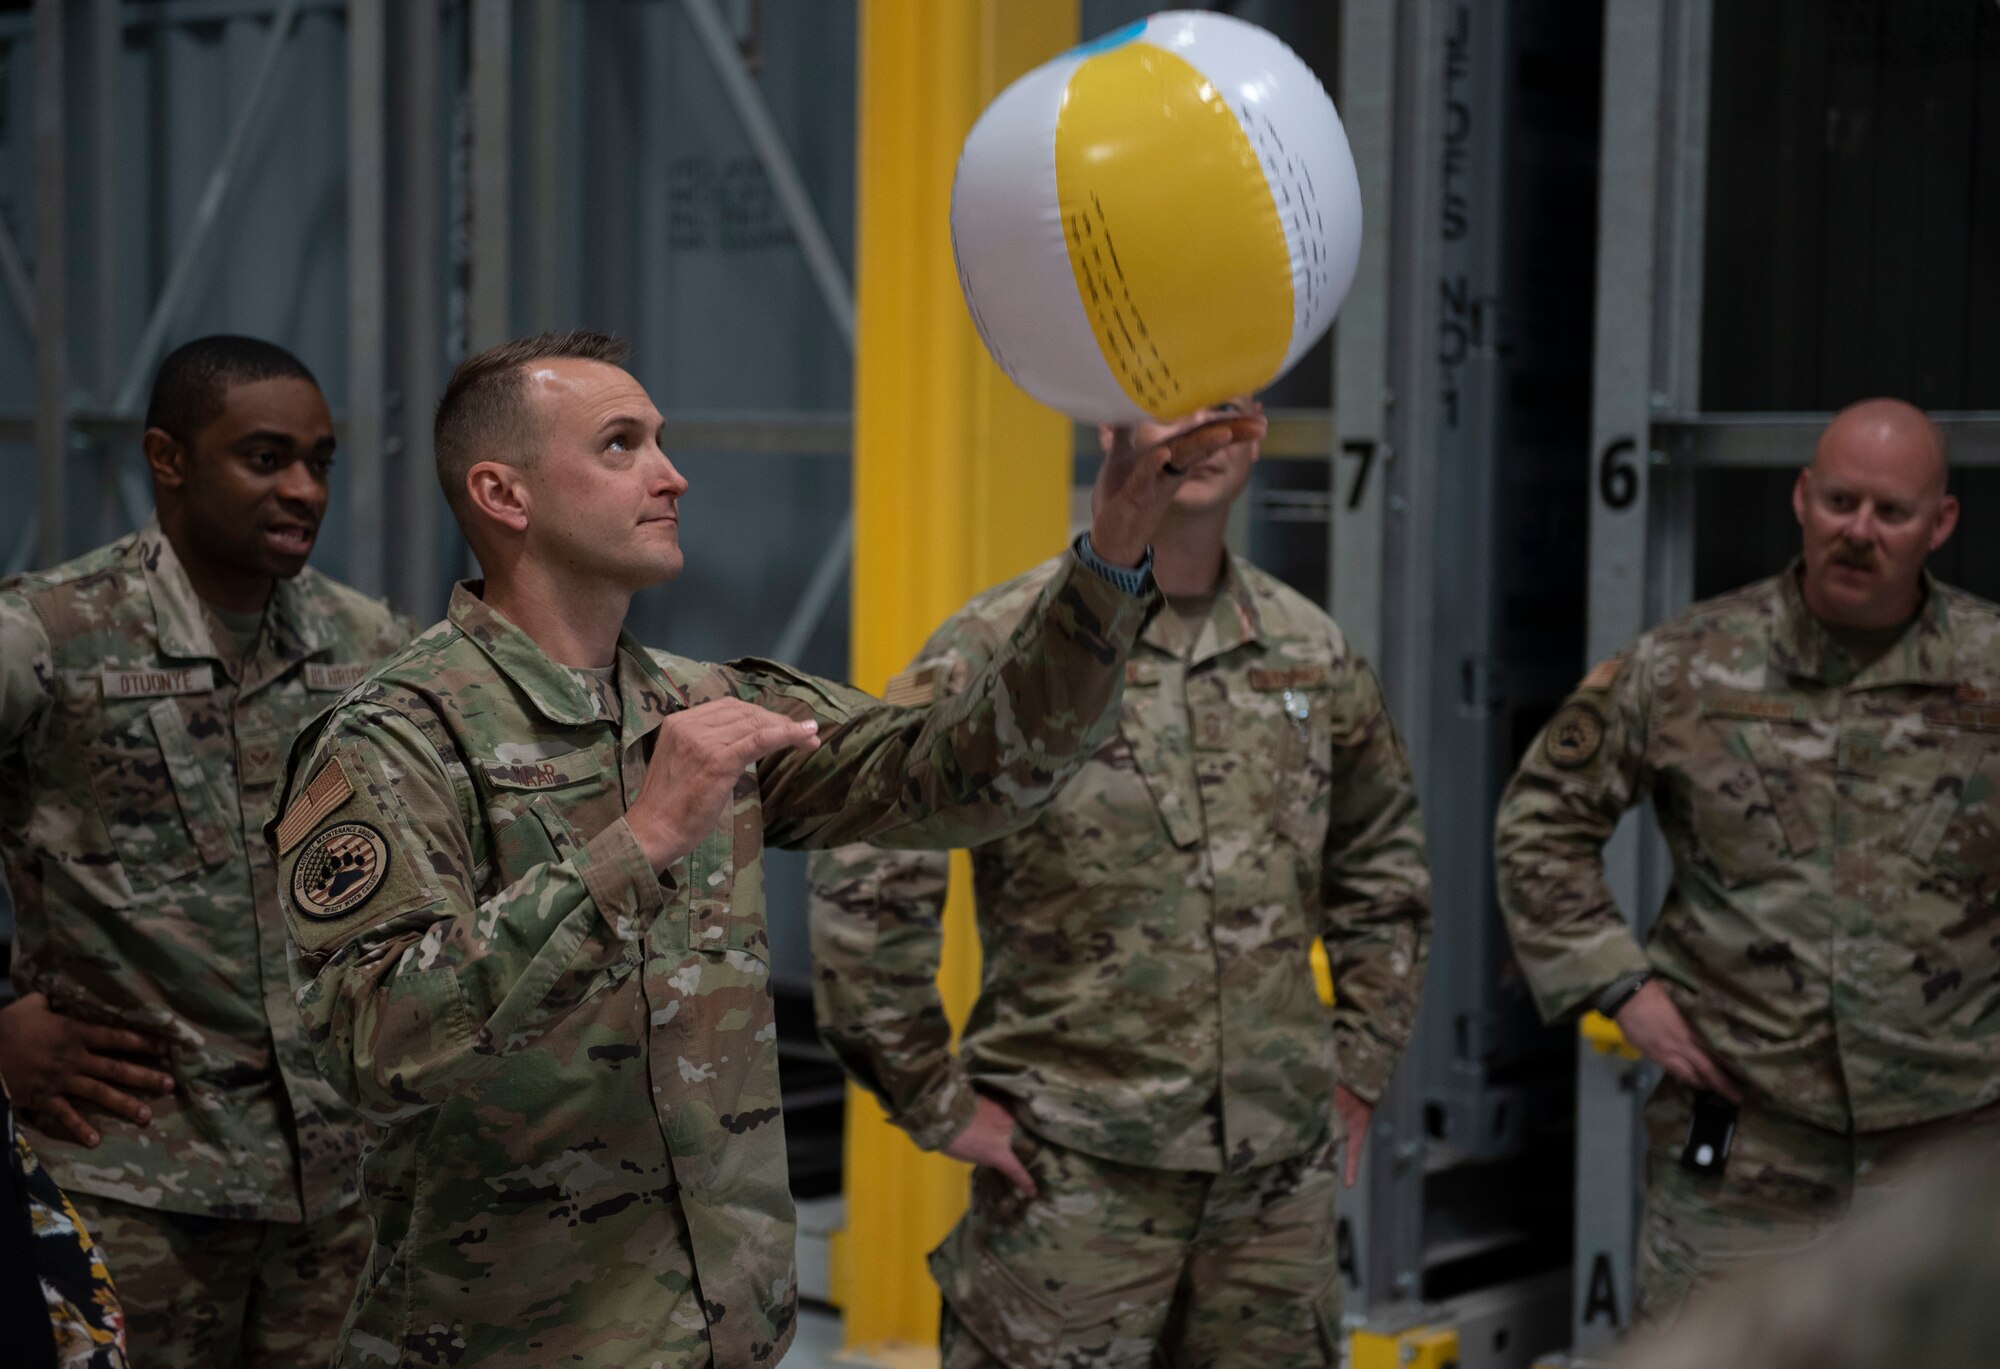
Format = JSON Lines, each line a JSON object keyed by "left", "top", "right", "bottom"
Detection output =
{"left": 1636, "top": 1077, "right": 2000, "bottom": 1325}
{"left": 65, "top": 1193, "right": 370, "bottom": 1369}
{"left": 932, "top": 1127, "right": 1344, "bottom": 1369}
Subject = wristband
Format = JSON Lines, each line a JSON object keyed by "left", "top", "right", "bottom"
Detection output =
{"left": 1595, "top": 971, "right": 1652, "bottom": 1018}
{"left": 1071, "top": 531, "right": 1155, "bottom": 597}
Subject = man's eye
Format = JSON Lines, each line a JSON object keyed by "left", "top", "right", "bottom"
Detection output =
{"left": 607, "top": 435, "right": 630, "bottom": 452}
{"left": 308, "top": 456, "right": 335, "bottom": 479}
{"left": 253, "top": 451, "right": 283, "bottom": 472}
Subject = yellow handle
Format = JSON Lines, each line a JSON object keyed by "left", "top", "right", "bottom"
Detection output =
{"left": 1580, "top": 1010, "right": 1642, "bottom": 1060}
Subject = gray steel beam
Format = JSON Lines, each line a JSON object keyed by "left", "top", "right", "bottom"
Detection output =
{"left": 1657, "top": 412, "right": 2000, "bottom": 469}
{"left": 109, "top": 0, "right": 304, "bottom": 419}
{"left": 395, "top": 0, "right": 444, "bottom": 617}
{"left": 94, "top": 0, "right": 124, "bottom": 541}
{"left": 33, "top": 0, "right": 65, "bottom": 568}
{"left": 680, "top": 0, "right": 855, "bottom": 346}
{"left": 0, "top": 214, "right": 36, "bottom": 338}
{"left": 468, "top": 0, "right": 511, "bottom": 351}
{"left": 348, "top": 0, "right": 387, "bottom": 598}
{"left": 677, "top": 0, "right": 858, "bottom": 660}
{"left": 1363, "top": 0, "right": 1452, "bottom": 1317}
{"left": 1332, "top": 0, "right": 1396, "bottom": 667}
{"left": 527, "top": 0, "right": 564, "bottom": 331}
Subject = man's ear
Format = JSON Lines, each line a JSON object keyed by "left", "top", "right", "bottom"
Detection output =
{"left": 143, "top": 427, "right": 188, "bottom": 491}
{"left": 466, "top": 461, "right": 531, "bottom": 535}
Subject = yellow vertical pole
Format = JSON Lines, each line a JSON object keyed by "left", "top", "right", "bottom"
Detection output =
{"left": 843, "top": 0, "right": 1081, "bottom": 1354}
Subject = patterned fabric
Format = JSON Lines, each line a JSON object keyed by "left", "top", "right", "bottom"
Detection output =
{"left": 6, "top": 1087, "right": 128, "bottom": 1369}
{"left": 934, "top": 1127, "right": 1343, "bottom": 1368}
{"left": 1496, "top": 564, "right": 2000, "bottom": 1132}
{"left": 64, "top": 1191, "right": 371, "bottom": 1369}
{"left": 0, "top": 519, "right": 410, "bottom": 1222}
{"left": 1632, "top": 1078, "right": 2000, "bottom": 1324}
{"left": 1618, "top": 1140, "right": 2000, "bottom": 1368}
{"left": 809, "top": 553, "right": 1430, "bottom": 1172}
{"left": 268, "top": 556, "right": 1153, "bottom": 1368}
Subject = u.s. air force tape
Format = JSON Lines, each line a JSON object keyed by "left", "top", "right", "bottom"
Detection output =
{"left": 291, "top": 821, "right": 391, "bottom": 921}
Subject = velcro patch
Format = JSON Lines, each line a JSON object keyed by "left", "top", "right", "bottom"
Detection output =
{"left": 101, "top": 664, "right": 215, "bottom": 699}
{"left": 1249, "top": 665, "right": 1331, "bottom": 692}
{"left": 1580, "top": 656, "right": 1624, "bottom": 691}
{"left": 481, "top": 750, "right": 604, "bottom": 791}
{"left": 1544, "top": 701, "right": 1606, "bottom": 769}
{"left": 305, "top": 662, "right": 370, "bottom": 692}
{"left": 1926, "top": 703, "right": 2000, "bottom": 733}
{"left": 884, "top": 664, "right": 943, "bottom": 707}
{"left": 1701, "top": 691, "right": 1807, "bottom": 724}
{"left": 291, "top": 821, "right": 390, "bottom": 921}
{"left": 276, "top": 758, "right": 356, "bottom": 855}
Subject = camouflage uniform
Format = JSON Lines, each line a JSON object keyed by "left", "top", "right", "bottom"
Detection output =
{"left": 0, "top": 520, "right": 409, "bottom": 1365}
{"left": 1495, "top": 563, "right": 2000, "bottom": 1319}
{"left": 809, "top": 554, "right": 1431, "bottom": 1368}
{"left": 1613, "top": 1139, "right": 2000, "bottom": 1369}
{"left": 268, "top": 553, "right": 1152, "bottom": 1369}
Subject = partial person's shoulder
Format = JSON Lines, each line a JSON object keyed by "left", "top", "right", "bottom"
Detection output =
{"left": 957, "top": 554, "right": 1070, "bottom": 630}
{"left": 290, "top": 567, "right": 417, "bottom": 657}
{"left": 1934, "top": 579, "right": 2000, "bottom": 646}
{"left": 0, "top": 533, "right": 149, "bottom": 640}
{"left": 644, "top": 647, "right": 736, "bottom": 704}
{"left": 1650, "top": 575, "right": 1784, "bottom": 652}
{"left": 1236, "top": 559, "right": 1348, "bottom": 658}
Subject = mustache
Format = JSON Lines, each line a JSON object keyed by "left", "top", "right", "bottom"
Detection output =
{"left": 1830, "top": 543, "right": 1876, "bottom": 570}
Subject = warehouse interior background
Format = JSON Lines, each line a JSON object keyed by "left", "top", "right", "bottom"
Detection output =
{"left": 0, "top": 1, "right": 1996, "bottom": 1366}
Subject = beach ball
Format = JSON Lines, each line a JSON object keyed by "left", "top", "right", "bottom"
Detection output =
{"left": 950, "top": 11, "right": 1362, "bottom": 424}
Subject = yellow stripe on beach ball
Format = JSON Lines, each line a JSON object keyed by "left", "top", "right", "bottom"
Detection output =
{"left": 1053, "top": 41, "right": 1294, "bottom": 419}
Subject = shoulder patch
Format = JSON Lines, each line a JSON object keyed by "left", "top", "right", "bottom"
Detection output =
{"left": 1580, "top": 656, "right": 1624, "bottom": 692}
{"left": 1545, "top": 700, "right": 1606, "bottom": 769}
{"left": 276, "top": 758, "right": 356, "bottom": 855}
{"left": 884, "top": 663, "right": 943, "bottom": 707}
{"left": 291, "top": 822, "right": 391, "bottom": 921}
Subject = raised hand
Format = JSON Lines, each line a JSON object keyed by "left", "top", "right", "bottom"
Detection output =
{"left": 626, "top": 698, "right": 822, "bottom": 872}
{"left": 1089, "top": 404, "right": 1269, "bottom": 568}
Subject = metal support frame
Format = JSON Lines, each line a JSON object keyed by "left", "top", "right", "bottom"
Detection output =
{"left": 32, "top": 0, "right": 65, "bottom": 570}
{"left": 680, "top": 0, "right": 856, "bottom": 348}
{"left": 348, "top": 0, "right": 387, "bottom": 598}
{"left": 395, "top": 0, "right": 445, "bottom": 617}
{"left": 1358, "top": 0, "right": 1453, "bottom": 1317}
{"left": 1333, "top": 0, "right": 1396, "bottom": 668}
{"left": 1576, "top": 0, "right": 1711, "bottom": 1353}
{"left": 109, "top": 0, "right": 304, "bottom": 418}
{"left": 1657, "top": 412, "right": 2000, "bottom": 468}
{"left": 468, "top": 0, "right": 511, "bottom": 352}
{"left": 677, "top": 0, "right": 860, "bottom": 664}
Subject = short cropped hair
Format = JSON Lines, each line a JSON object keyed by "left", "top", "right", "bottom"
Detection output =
{"left": 433, "top": 329, "right": 632, "bottom": 527}
{"left": 145, "top": 335, "right": 318, "bottom": 442}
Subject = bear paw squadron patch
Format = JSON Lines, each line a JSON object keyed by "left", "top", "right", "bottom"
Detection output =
{"left": 291, "top": 821, "right": 391, "bottom": 921}
{"left": 1545, "top": 701, "right": 1606, "bottom": 769}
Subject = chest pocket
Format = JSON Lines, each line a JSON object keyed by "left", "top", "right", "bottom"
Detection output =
{"left": 673, "top": 772, "right": 769, "bottom": 962}
{"left": 88, "top": 695, "right": 235, "bottom": 892}
{"left": 1249, "top": 662, "right": 1342, "bottom": 854}
{"left": 1689, "top": 693, "right": 1817, "bottom": 889}
{"left": 481, "top": 749, "right": 611, "bottom": 872}
{"left": 1045, "top": 663, "right": 1188, "bottom": 889}
{"left": 1907, "top": 708, "right": 2000, "bottom": 890}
